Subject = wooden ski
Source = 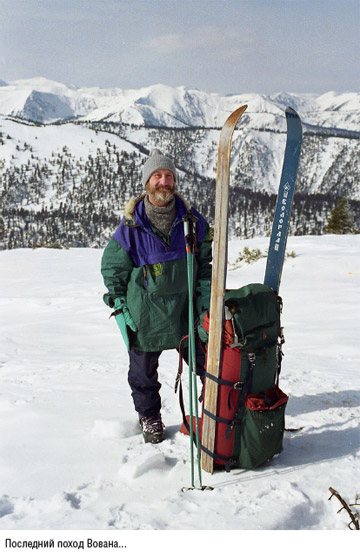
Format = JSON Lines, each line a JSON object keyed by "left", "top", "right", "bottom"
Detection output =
{"left": 201, "top": 105, "right": 248, "bottom": 474}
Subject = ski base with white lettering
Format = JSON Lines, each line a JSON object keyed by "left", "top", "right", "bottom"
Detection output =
{"left": 264, "top": 107, "right": 303, "bottom": 293}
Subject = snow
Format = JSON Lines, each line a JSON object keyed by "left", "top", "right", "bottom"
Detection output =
{"left": 0, "top": 77, "right": 359, "bottom": 129}
{"left": 0, "top": 236, "right": 359, "bottom": 552}
{"left": 0, "top": 117, "right": 135, "bottom": 163}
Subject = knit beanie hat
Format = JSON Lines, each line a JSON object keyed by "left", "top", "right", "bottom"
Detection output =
{"left": 141, "top": 149, "right": 177, "bottom": 186}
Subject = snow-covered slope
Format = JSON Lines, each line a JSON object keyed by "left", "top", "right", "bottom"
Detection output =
{"left": 0, "top": 77, "right": 359, "bottom": 131}
{"left": 1, "top": 111, "right": 359, "bottom": 253}
{"left": 0, "top": 235, "right": 359, "bottom": 536}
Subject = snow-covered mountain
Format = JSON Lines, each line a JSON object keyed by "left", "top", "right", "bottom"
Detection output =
{"left": 0, "top": 77, "right": 359, "bottom": 131}
{"left": 0, "top": 78, "right": 359, "bottom": 249}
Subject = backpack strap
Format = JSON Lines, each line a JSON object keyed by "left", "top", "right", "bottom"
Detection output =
{"left": 175, "top": 335, "right": 193, "bottom": 438}
{"left": 199, "top": 444, "right": 236, "bottom": 473}
{"left": 175, "top": 332, "right": 205, "bottom": 446}
{"left": 275, "top": 327, "right": 285, "bottom": 385}
{"left": 225, "top": 351, "right": 256, "bottom": 440}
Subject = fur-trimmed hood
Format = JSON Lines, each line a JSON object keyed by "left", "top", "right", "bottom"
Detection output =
{"left": 113, "top": 192, "right": 208, "bottom": 269}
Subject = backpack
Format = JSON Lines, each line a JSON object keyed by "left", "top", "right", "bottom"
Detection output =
{"left": 179, "top": 283, "right": 288, "bottom": 471}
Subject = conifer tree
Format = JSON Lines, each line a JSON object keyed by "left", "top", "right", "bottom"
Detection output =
{"left": 324, "top": 198, "right": 357, "bottom": 234}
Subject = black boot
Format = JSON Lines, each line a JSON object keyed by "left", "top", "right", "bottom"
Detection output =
{"left": 139, "top": 414, "right": 165, "bottom": 444}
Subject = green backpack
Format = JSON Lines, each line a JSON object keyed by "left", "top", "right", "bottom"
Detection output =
{"left": 198, "top": 283, "right": 288, "bottom": 470}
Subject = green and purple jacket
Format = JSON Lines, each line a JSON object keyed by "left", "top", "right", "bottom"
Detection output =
{"left": 101, "top": 193, "right": 212, "bottom": 351}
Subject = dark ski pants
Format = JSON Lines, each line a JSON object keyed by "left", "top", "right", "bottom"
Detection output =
{"left": 128, "top": 343, "right": 206, "bottom": 418}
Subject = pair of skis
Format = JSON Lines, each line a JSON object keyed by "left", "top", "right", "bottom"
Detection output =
{"left": 201, "top": 105, "right": 303, "bottom": 474}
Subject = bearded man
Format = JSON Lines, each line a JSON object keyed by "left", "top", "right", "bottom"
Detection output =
{"left": 101, "top": 149, "right": 212, "bottom": 443}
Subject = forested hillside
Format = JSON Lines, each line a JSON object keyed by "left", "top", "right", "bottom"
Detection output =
{"left": 1, "top": 84, "right": 359, "bottom": 249}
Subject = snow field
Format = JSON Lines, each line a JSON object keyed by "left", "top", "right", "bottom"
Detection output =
{"left": 0, "top": 236, "right": 359, "bottom": 554}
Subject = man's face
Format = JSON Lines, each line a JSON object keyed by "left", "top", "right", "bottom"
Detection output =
{"left": 146, "top": 169, "right": 175, "bottom": 206}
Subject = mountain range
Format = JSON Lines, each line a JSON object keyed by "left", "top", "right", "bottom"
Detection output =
{"left": 1, "top": 77, "right": 359, "bottom": 131}
{"left": 0, "top": 77, "right": 359, "bottom": 249}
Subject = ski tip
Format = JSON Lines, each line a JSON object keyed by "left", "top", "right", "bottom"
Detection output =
{"left": 231, "top": 104, "right": 248, "bottom": 118}
{"left": 230, "top": 104, "right": 248, "bottom": 117}
{"left": 285, "top": 106, "right": 303, "bottom": 133}
{"left": 285, "top": 106, "right": 300, "bottom": 118}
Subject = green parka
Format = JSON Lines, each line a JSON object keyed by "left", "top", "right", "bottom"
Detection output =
{"left": 101, "top": 193, "right": 212, "bottom": 351}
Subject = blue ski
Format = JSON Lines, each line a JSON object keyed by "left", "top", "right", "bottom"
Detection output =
{"left": 264, "top": 107, "right": 302, "bottom": 293}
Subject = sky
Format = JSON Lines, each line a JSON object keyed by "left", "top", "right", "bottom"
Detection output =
{"left": 0, "top": 0, "right": 359, "bottom": 95}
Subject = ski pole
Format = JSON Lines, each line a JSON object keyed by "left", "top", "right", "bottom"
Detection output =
{"left": 187, "top": 239, "right": 203, "bottom": 488}
{"left": 183, "top": 215, "right": 202, "bottom": 489}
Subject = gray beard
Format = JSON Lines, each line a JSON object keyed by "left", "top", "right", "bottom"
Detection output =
{"left": 148, "top": 189, "right": 174, "bottom": 205}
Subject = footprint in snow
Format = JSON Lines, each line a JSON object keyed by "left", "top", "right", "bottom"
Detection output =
{"left": 120, "top": 452, "right": 178, "bottom": 480}
{"left": 0, "top": 495, "right": 14, "bottom": 518}
{"left": 63, "top": 492, "right": 81, "bottom": 510}
{"left": 91, "top": 419, "right": 139, "bottom": 439}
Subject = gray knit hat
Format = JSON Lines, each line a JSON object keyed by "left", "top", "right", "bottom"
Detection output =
{"left": 141, "top": 149, "right": 177, "bottom": 186}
